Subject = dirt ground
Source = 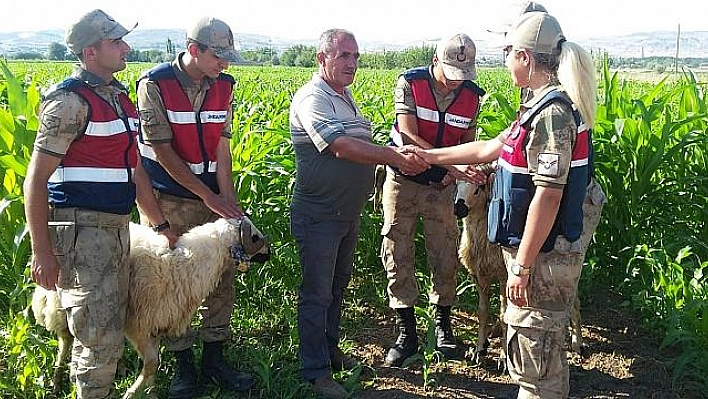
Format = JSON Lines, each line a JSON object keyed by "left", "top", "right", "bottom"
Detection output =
{"left": 347, "top": 290, "right": 684, "bottom": 399}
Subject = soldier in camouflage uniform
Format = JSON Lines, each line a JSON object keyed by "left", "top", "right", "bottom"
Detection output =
{"left": 24, "top": 10, "right": 175, "bottom": 399}
{"left": 380, "top": 34, "right": 486, "bottom": 366}
{"left": 415, "top": 12, "right": 606, "bottom": 399}
{"left": 135, "top": 16, "right": 254, "bottom": 398}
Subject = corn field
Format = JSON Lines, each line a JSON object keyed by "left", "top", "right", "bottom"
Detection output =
{"left": 0, "top": 58, "right": 707, "bottom": 398}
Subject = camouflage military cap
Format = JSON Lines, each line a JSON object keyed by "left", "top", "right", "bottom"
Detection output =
{"left": 187, "top": 17, "right": 240, "bottom": 62}
{"left": 65, "top": 9, "right": 137, "bottom": 55}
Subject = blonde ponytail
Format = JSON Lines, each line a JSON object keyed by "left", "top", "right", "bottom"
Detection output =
{"left": 557, "top": 41, "right": 597, "bottom": 129}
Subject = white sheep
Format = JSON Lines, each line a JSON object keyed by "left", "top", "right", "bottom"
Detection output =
{"left": 31, "top": 216, "right": 270, "bottom": 399}
{"left": 456, "top": 180, "right": 582, "bottom": 365}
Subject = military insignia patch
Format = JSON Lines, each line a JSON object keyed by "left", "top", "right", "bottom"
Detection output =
{"left": 41, "top": 114, "right": 61, "bottom": 136}
{"left": 139, "top": 109, "right": 155, "bottom": 124}
{"left": 537, "top": 152, "right": 560, "bottom": 177}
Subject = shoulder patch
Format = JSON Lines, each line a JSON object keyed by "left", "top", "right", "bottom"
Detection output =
{"left": 41, "top": 114, "right": 62, "bottom": 136}
{"left": 139, "top": 109, "right": 156, "bottom": 124}
{"left": 537, "top": 152, "right": 560, "bottom": 177}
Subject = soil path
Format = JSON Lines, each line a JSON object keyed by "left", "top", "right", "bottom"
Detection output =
{"left": 349, "top": 291, "right": 682, "bottom": 398}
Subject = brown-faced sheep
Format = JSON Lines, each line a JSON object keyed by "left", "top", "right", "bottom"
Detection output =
{"left": 456, "top": 180, "right": 582, "bottom": 364}
{"left": 32, "top": 216, "right": 270, "bottom": 399}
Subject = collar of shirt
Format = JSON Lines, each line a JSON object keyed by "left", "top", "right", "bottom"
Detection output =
{"left": 312, "top": 73, "right": 359, "bottom": 115}
{"left": 521, "top": 83, "right": 563, "bottom": 111}
{"left": 312, "top": 72, "right": 354, "bottom": 99}
{"left": 71, "top": 65, "right": 128, "bottom": 93}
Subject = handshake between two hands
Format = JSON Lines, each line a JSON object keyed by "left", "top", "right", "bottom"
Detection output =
{"left": 393, "top": 145, "right": 488, "bottom": 186}
{"left": 394, "top": 144, "right": 429, "bottom": 176}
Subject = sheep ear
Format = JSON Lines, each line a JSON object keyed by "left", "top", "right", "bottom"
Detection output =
{"left": 239, "top": 217, "right": 269, "bottom": 257}
{"left": 241, "top": 216, "right": 265, "bottom": 239}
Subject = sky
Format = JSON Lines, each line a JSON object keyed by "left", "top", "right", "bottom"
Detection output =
{"left": 1, "top": 0, "right": 705, "bottom": 46}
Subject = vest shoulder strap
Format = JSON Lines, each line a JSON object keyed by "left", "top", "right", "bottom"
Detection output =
{"left": 217, "top": 72, "right": 235, "bottom": 85}
{"left": 135, "top": 62, "right": 172, "bottom": 94}
{"left": 52, "top": 77, "right": 98, "bottom": 111}
{"left": 461, "top": 80, "right": 486, "bottom": 97}
{"left": 519, "top": 89, "right": 595, "bottom": 178}
{"left": 401, "top": 66, "right": 431, "bottom": 82}
{"left": 518, "top": 89, "right": 575, "bottom": 127}
{"left": 144, "top": 62, "right": 173, "bottom": 80}
{"left": 55, "top": 77, "right": 84, "bottom": 92}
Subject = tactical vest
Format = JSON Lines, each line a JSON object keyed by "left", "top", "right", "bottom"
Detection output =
{"left": 390, "top": 66, "right": 485, "bottom": 185}
{"left": 138, "top": 62, "right": 235, "bottom": 199}
{"left": 47, "top": 78, "right": 138, "bottom": 215}
{"left": 488, "top": 89, "right": 593, "bottom": 252}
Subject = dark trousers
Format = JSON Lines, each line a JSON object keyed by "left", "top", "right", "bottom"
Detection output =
{"left": 290, "top": 210, "right": 360, "bottom": 381}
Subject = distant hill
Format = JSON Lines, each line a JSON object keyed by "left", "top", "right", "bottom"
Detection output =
{"left": 0, "top": 29, "right": 312, "bottom": 57}
{"left": 577, "top": 30, "right": 708, "bottom": 59}
{"left": 2, "top": 29, "right": 707, "bottom": 59}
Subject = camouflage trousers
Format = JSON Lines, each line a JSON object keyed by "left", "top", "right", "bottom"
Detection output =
{"left": 51, "top": 207, "right": 130, "bottom": 399}
{"left": 141, "top": 191, "right": 236, "bottom": 351}
{"left": 503, "top": 179, "right": 606, "bottom": 398}
{"left": 380, "top": 170, "right": 460, "bottom": 308}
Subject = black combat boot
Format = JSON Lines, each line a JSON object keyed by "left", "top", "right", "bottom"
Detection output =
{"left": 435, "top": 305, "right": 460, "bottom": 359}
{"left": 169, "top": 348, "right": 198, "bottom": 399}
{"left": 201, "top": 341, "right": 255, "bottom": 391}
{"left": 384, "top": 307, "right": 418, "bottom": 366}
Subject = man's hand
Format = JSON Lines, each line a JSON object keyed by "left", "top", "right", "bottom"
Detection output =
{"left": 203, "top": 193, "right": 244, "bottom": 219}
{"left": 159, "top": 229, "right": 180, "bottom": 249}
{"left": 507, "top": 274, "right": 530, "bottom": 307}
{"left": 31, "top": 253, "right": 60, "bottom": 290}
{"left": 440, "top": 172, "right": 456, "bottom": 187}
{"left": 458, "top": 164, "right": 489, "bottom": 186}
{"left": 394, "top": 145, "right": 429, "bottom": 175}
{"left": 430, "top": 172, "right": 456, "bottom": 190}
{"left": 445, "top": 165, "right": 471, "bottom": 182}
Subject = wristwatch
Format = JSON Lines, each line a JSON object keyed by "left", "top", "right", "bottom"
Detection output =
{"left": 152, "top": 220, "right": 171, "bottom": 233}
{"left": 510, "top": 263, "right": 531, "bottom": 276}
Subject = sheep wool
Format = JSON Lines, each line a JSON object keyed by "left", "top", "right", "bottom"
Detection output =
{"left": 32, "top": 217, "right": 270, "bottom": 399}
{"left": 456, "top": 179, "right": 582, "bottom": 364}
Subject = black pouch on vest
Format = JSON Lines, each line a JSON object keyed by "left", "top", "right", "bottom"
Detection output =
{"left": 401, "top": 165, "right": 447, "bottom": 185}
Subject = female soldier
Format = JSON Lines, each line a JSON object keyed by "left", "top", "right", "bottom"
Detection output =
{"left": 417, "top": 12, "right": 606, "bottom": 398}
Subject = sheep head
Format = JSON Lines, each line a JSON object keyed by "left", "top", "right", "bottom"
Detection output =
{"left": 454, "top": 163, "right": 496, "bottom": 219}
{"left": 225, "top": 216, "right": 270, "bottom": 272}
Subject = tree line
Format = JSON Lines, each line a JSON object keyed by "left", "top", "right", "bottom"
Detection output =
{"left": 7, "top": 41, "right": 707, "bottom": 72}
{"left": 6, "top": 41, "right": 447, "bottom": 70}
{"left": 239, "top": 44, "right": 505, "bottom": 69}
{"left": 8, "top": 42, "right": 176, "bottom": 63}
{"left": 236, "top": 44, "right": 440, "bottom": 69}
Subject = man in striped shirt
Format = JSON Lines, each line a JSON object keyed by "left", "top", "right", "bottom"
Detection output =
{"left": 289, "top": 28, "right": 428, "bottom": 399}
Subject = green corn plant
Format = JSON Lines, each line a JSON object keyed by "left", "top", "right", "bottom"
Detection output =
{"left": 412, "top": 305, "right": 442, "bottom": 391}
{"left": 590, "top": 54, "right": 708, "bottom": 394}
{"left": 351, "top": 69, "right": 398, "bottom": 143}
{"left": 2, "top": 59, "right": 707, "bottom": 398}
{"left": 476, "top": 69, "right": 518, "bottom": 140}
{"left": 0, "top": 60, "right": 39, "bottom": 181}
{"left": 0, "top": 60, "right": 57, "bottom": 399}
{"left": 593, "top": 54, "right": 708, "bottom": 271}
{"left": 0, "top": 61, "right": 44, "bottom": 287}
{"left": 628, "top": 245, "right": 708, "bottom": 397}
